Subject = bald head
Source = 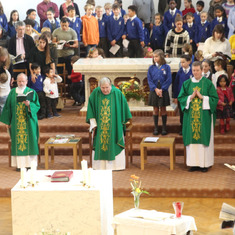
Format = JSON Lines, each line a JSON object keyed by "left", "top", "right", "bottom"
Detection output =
{"left": 17, "top": 73, "right": 28, "bottom": 88}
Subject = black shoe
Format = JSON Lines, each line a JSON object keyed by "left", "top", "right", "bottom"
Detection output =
{"left": 200, "top": 167, "right": 208, "bottom": 173}
{"left": 188, "top": 167, "right": 199, "bottom": 172}
{"left": 77, "top": 102, "right": 82, "bottom": 106}
{"left": 38, "top": 115, "right": 45, "bottom": 120}
{"left": 162, "top": 130, "right": 168, "bottom": 135}
{"left": 72, "top": 101, "right": 77, "bottom": 106}
{"left": 153, "top": 128, "right": 158, "bottom": 135}
{"left": 16, "top": 168, "right": 20, "bottom": 172}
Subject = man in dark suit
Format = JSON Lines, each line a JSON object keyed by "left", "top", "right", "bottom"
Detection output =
{"left": 8, "top": 21, "right": 35, "bottom": 74}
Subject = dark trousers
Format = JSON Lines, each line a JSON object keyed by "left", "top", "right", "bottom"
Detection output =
{"left": 128, "top": 39, "right": 144, "bottom": 58}
{"left": 71, "top": 81, "right": 84, "bottom": 103}
{"left": 37, "top": 91, "right": 46, "bottom": 117}
{"left": 58, "top": 55, "right": 73, "bottom": 75}
{"left": 178, "top": 101, "right": 183, "bottom": 126}
{"left": 46, "top": 97, "right": 58, "bottom": 116}
{"left": 98, "top": 37, "right": 109, "bottom": 58}
{"left": 109, "top": 39, "right": 123, "bottom": 57}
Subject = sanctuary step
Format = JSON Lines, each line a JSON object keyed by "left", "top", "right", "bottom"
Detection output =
{"left": 0, "top": 109, "right": 235, "bottom": 158}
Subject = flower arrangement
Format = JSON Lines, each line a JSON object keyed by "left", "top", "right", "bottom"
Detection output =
{"left": 117, "top": 79, "right": 148, "bottom": 101}
{"left": 130, "top": 174, "right": 149, "bottom": 209}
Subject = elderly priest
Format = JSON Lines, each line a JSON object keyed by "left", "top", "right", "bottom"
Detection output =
{"left": 86, "top": 77, "right": 132, "bottom": 170}
{"left": 0, "top": 73, "right": 40, "bottom": 171}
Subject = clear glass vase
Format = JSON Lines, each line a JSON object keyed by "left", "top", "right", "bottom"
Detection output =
{"left": 132, "top": 192, "right": 142, "bottom": 209}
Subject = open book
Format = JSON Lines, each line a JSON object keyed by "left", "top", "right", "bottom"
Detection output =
{"left": 219, "top": 203, "right": 235, "bottom": 221}
{"left": 12, "top": 54, "right": 25, "bottom": 65}
{"left": 57, "top": 40, "right": 75, "bottom": 50}
{"left": 144, "top": 137, "right": 159, "bottom": 143}
{"left": 17, "top": 90, "right": 34, "bottom": 102}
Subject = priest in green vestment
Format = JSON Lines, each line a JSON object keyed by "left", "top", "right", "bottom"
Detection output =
{"left": 86, "top": 77, "right": 132, "bottom": 170}
{"left": 0, "top": 73, "right": 40, "bottom": 170}
{"left": 178, "top": 61, "right": 219, "bottom": 173}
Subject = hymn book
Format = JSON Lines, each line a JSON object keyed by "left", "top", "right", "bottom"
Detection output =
{"left": 57, "top": 40, "right": 75, "bottom": 50}
{"left": 219, "top": 203, "right": 235, "bottom": 220}
{"left": 17, "top": 90, "right": 34, "bottom": 102}
{"left": 51, "top": 171, "right": 73, "bottom": 182}
{"left": 12, "top": 54, "right": 25, "bottom": 65}
{"left": 144, "top": 137, "right": 159, "bottom": 143}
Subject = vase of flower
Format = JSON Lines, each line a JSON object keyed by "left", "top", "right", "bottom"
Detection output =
{"left": 132, "top": 192, "right": 142, "bottom": 209}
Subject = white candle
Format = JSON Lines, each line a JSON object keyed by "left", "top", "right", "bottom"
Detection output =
{"left": 88, "top": 168, "right": 93, "bottom": 186}
{"left": 20, "top": 168, "right": 27, "bottom": 187}
{"left": 81, "top": 160, "right": 88, "bottom": 184}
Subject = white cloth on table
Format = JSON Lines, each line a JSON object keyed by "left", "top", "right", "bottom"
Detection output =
{"left": 185, "top": 77, "right": 214, "bottom": 168}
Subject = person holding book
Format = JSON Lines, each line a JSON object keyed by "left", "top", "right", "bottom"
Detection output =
{"left": 43, "top": 67, "right": 62, "bottom": 118}
{"left": 0, "top": 73, "right": 40, "bottom": 171}
{"left": 107, "top": 3, "right": 124, "bottom": 57}
{"left": 27, "top": 63, "right": 46, "bottom": 120}
{"left": 52, "top": 17, "right": 78, "bottom": 75}
{"left": 122, "top": 5, "right": 144, "bottom": 58}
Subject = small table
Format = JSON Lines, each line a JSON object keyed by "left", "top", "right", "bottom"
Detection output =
{"left": 140, "top": 137, "right": 176, "bottom": 170}
{"left": 44, "top": 137, "right": 82, "bottom": 169}
{"left": 113, "top": 209, "right": 197, "bottom": 235}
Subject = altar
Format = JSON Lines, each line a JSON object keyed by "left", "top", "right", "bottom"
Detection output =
{"left": 11, "top": 170, "right": 113, "bottom": 235}
{"left": 73, "top": 58, "right": 180, "bottom": 107}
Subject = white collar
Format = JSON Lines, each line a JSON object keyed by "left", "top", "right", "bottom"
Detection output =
{"left": 217, "top": 16, "right": 223, "bottom": 22}
{"left": 16, "top": 86, "right": 26, "bottom": 94}
{"left": 192, "top": 76, "right": 203, "bottom": 83}
{"left": 113, "top": 15, "right": 120, "bottom": 20}
{"left": 130, "top": 15, "right": 137, "bottom": 21}
{"left": 68, "top": 17, "right": 76, "bottom": 22}
{"left": 96, "top": 16, "right": 102, "bottom": 21}
{"left": 201, "top": 20, "right": 207, "bottom": 24}
{"left": 183, "top": 67, "right": 190, "bottom": 73}
{"left": 169, "top": 8, "right": 176, "bottom": 15}
{"left": 187, "top": 22, "right": 193, "bottom": 27}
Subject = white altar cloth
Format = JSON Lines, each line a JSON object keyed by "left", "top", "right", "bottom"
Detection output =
{"left": 11, "top": 170, "right": 113, "bottom": 235}
{"left": 113, "top": 209, "right": 197, "bottom": 235}
{"left": 73, "top": 58, "right": 180, "bottom": 107}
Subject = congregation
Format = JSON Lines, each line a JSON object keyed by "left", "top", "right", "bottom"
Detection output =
{"left": 0, "top": 0, "right": 235, "bottom": 173}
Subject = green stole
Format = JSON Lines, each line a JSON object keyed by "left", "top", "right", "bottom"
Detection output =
{"left": 0, "top": 87, "right": 40, "bottom": 156}
{"left": 86, "top": 86, "right": 132, "bottom": 161}
{"left": 178, "top": 77, "right": 218, "bottom": 146}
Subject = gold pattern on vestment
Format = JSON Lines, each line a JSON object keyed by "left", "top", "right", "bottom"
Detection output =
{"left": 16, "top": 103, "right": 27, "bottom": 151}
{"left": 191, "top": 86, "right": 202, "bottom": 140}
{"left": 100, "top": 98, "right": 110, "bottom": 151}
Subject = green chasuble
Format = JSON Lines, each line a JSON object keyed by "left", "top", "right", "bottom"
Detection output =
{"left": 178, "top": 77, "right": 218, "bottom": 146}
{"left": 86, "top": 85, "right": 132, "bottom": 161}
{"left": 0, "top": 87, "right": 40, "bottom": 156}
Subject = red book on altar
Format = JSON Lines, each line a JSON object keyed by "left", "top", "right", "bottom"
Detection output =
{"left": 51, "top": 171, "right": 73, "bottom": 182}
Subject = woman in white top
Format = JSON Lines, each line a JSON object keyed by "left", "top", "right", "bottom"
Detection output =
{"left": 203, "top": 24, "right": 231, "bottom": 63}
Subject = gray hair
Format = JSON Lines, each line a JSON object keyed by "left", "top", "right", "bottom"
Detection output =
{"left": 16, "top": 21, "right": 25, "bottom": 29}
{"left": 99, "top": 77, "right": 111, "bottom": 86}
{"left": 17, "top": 73, "right": 28, "bottom": 80}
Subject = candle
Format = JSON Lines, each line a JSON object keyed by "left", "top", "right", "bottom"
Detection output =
{"left": 88, "top": 168, "right": 93, "bottom": 186}
{"left": 20, "top": 168, "right": 27, "bottom": 188}
{"left": 30, "top": 161, "right": 37, "bottom": 185}
{"left": 81, "top": 160, "right": 88, "bottom": 184}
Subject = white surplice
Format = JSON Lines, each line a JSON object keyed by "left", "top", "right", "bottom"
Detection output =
{"left": 89, "top": 118, "right": 125, "bottom": 170}
{"left": 185, "top": 77, "right": 214, "bottom": 168}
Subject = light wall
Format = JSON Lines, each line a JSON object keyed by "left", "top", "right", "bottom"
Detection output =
{"left": 1, "top": 0, "right": 209, "bottom": 22}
